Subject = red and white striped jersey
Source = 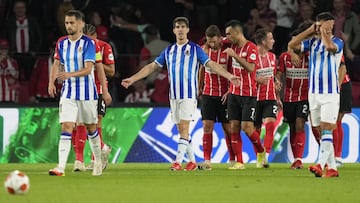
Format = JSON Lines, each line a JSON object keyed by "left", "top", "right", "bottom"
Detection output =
{"left": 202, "top": 44, "right": 229, "bottom": 96}
{"left": 256, "top": 51, "right": 277, "bottom": 101}
{"left": 94, "top": 39, "right": 114, "bottom": 94}
{"left": 0, "top": 57, "right": 19, "bottom": 102}
{"left": 229, "top": 41, "right": 258, "bottom": 96}
{"left": 278, "top": 52, "right": 309, "bottom": 102}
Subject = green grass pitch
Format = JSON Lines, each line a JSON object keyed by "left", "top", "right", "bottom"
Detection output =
{"left": 0, "top": 163, "right": 359, "bottom": 203}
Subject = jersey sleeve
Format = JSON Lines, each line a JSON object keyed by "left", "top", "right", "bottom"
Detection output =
{"left": 84, "top": 39, "right": 96, "bottom": 63}
{"left": 102, "top": 42, "right": 115, "bottom": 65}
{"left": 301, "top": 39, "right": 311, "bottom": 52}
{"left": 54, "top": 39, "right": 61, "bottom": 63}
{"left": 196, "top": 45, "right": 210, "bottom": 66}
{"left": 154, "top": 48, "right": 167, "bottom": 67}
{"left": 333, "top": 37, "right": 344, "bottom": 54}
{"left": 247, "top": 43, "right": 258, "bottom": 64}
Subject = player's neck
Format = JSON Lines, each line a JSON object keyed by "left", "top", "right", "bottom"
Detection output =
{"left": 258, "top": 46, "right": 268, "bottom": 56}
{"left": 177, "top": 39, "right": 189, "bottom": 46}
{"left": 68, "top": 33, "right": 83, "bottom": 41}
{"left": 237, "top": 37, "right": 248, "bottom": 47}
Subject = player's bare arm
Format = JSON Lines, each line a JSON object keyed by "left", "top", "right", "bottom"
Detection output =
{"left": 95, "top": 62, "right": 112, "bottom": 105}
{"left": 56, "top": 61, "right": 94, "bottom": 80}
{"left": 223, "top": 47, "right": 255, "bottom": 72}
{"left": 198, "top": 65, "right": 205, "bottom": 97}
{"left": 121, "top": 61, "right": 160, "bottom": 89}
{"left": 338, "top": 64, "right": 347, "bottom": 86}
{"left": 103, "top": 63, "right": 115, "bottom": 77}
{"left": 206, "top": 60, "right": 240, "bottom": 86}
{"left": 256, "top": 76, "right": 270, "bottom": 85}
{"left": 320, "top": 20, "right": 338, "bottom": 53}
{"left": 288, "top": 23, "right": 315, "bottom": 52}
{"left": 48, "top": 59, "right": 60, "bottom": 97}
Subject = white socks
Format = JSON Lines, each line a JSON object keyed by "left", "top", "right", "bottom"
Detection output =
{"left": 186, "top": 140, "right": 195, "bottom": 163}
{"left": 318, "top": 130, "right": 337, "bottom": 170}
{"left": 175, "top": 138, "right": 189, "bottom": 163}
{"left": 88, "top": 129, "right": 102, "bottom": 163}
{"left": 58, "top": 132, "right": 72, "bottom": 171}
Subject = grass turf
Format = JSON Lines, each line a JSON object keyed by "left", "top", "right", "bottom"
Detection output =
{"left": 0, "top": 163, "right": 359, "bottom": 203}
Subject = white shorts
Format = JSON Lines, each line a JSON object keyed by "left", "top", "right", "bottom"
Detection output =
{"left": 170, "top": 99, "right": 197, "bottom": 124}
{"left": 308, "top": 93, "right": 340, "bottom": 126}
{"left": 59, "top": 98, "right": 98, "bottom": 124}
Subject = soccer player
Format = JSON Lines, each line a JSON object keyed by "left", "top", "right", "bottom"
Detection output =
{"left": 72, "top": 24, "right": 114, "bottom": 172}
{"left": 288, "top": 12, "right": 343, "bottom": 178}
{"left": 47, "top": 10, "right": 108, "bottom": 176}
{"left": 223, "top": 20, "right": 266, "bottom": 170}
{"left": 121, "top": 17, "right": 240, "bottom": 171}
{"left": 276, "top": 22, "right": 313, "bottom": 169}
{"left": 198, "top": 25, "right": 234, "bottom": 170}
{"left": 253, "top": 28, "right": 279, "bottom": 168}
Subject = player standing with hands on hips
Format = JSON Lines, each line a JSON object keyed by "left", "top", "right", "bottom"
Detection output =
{"left": 121, "top": 17, "right": 240, "bottom": 171}
{"left": 288, "top": 12, "right": 343, "bottom": 178}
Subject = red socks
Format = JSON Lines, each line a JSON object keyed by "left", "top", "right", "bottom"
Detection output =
{"left": 203, "top": 133, "right": 213, "bottom": 161}
{"left": 231, "top": 133, "right": 243, "bottom": 163}
{"left": 294, "top": 130, "right": 305, "bottom": 159}
{"left": 74, "top": 126, "right": 87, "bottom": 162}
{"left": 334, "top": 121, "right": 344, "bottom": 158}
{"left": 263, "top": 122, "right": 275, "bottom": 153}
{"left": 249, "top": 130, "right": 264, "bottom": 153}
{"left": 225, "top": 134, "right": 235, "bottom": 161}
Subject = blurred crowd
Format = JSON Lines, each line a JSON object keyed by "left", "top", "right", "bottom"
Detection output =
{"left": 1, "top": 0, "right": 360, "bottom": 104}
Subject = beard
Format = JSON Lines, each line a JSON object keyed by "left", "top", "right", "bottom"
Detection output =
{"left": 67, "top": 29, "right": 76, "bottom": 35}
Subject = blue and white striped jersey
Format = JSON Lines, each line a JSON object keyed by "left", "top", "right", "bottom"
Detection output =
{"left": 55, "top": 35, "right": 98, "bottom": 100}
{"left": 155, "top": 41, "right": 210, "bottom": 99}
{"left": 301, "top": 36, "right": 343, "bottom": 94}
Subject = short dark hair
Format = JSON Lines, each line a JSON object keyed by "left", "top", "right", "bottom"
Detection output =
{"left": 316, "top": 12, "right": 334, "bottom": 21}
{"left": 173, "top": 17, "right": 189, "bottom": 28}
{"left": 205, "top": 25, "right": 221, "bottom": 38}
{"left": 65, "top": 10, "right": 85, "bottom": 22}
{"left": 254, "top": 28, "right": 270, "bottom": 44}
{"left": 225, "top": 19, "right": 243, "bottom": 32}
{"left": 83, "top": 24, "right": 96, "bottom": 35}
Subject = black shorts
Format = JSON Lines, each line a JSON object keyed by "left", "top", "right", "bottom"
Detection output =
{"left": 227, "top": 94, "right": 256, "bottom": 122}
{"left": 340, "top": 82, "right": 352, "bottom": 113}
{"left": 255, "top": 100, "right": 278, "bottom": 126}
{"left": 283, "top": 100, "right": 309, "bottom": 123}
{"left": 200, "top": 95, "right": 228, "bottom": 123}
{"left": 97, "top": 94, "right": 106, "bottom": 116}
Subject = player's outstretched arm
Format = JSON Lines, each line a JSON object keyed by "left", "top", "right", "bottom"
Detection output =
{"left": 121, "top": 62, "right": 160, "bottom": 89}
{"left": 206, "top": 60, "right": 240, "bottom": 86}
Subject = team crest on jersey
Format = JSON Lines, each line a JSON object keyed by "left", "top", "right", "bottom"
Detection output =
{"left": 108, "top": 53, "right": 114, "bottom": 60}
{"left": 220, "top": 58, "right": 226, "bottom": 63}
{"left": 185, "top": 49, "right": 190, "bottom": 56}
{"left": 78, "top": 46, "right": 82, "bottom": 52}
{"left": 271, "top": 60, "right": 275, "bottom": 65}
{"left": 250, "top": 53, "right": 256, "bottom": 60}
